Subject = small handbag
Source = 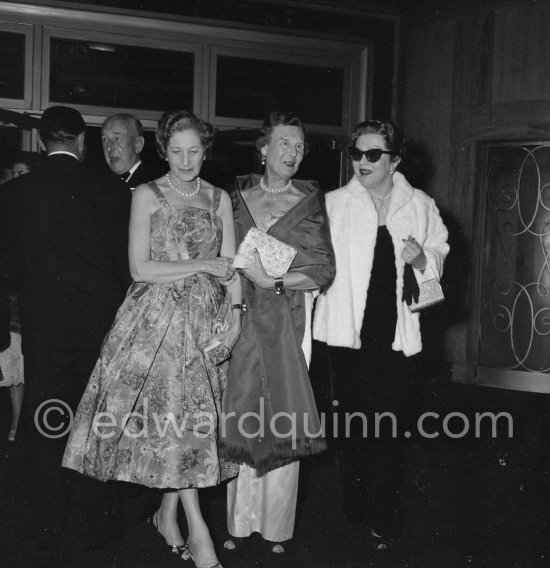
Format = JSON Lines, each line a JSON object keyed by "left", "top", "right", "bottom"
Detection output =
{"left": 409, "top": 277, "right": 445, "bottom": 313}
{"left": 199, "top": 294, "right": 232, "bottom": 365}
{"left": 233, "top": 227, "right": 298, "bottom": 277}
{"left": 199, "top": 339, "right": 231, "bottom": 366}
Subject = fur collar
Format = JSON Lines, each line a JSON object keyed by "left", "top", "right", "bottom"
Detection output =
{"left": 341, "top": 172, "right": 415, "bottom": 217}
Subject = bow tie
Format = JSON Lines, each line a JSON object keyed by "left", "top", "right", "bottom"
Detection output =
{"left": 120, "top": 171, "right": 131, "bottom": 182}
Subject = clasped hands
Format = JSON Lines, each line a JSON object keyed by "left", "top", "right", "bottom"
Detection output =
{"left": 401, "top": 235, "right": 427, "bottom": 271}
{"left": 204, "top": 256, "right": 236, "bottom": 283}
{"left": 209, "top": 250, "right": 270, "bottom": 288}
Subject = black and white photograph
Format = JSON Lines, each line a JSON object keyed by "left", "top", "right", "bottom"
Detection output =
{"left": 0, "top": 1, "right": 549, "bottom": 567}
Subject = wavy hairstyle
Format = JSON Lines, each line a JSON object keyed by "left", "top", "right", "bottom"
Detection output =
{"left": 255, "top": 111, "right": 307, "bottom": 154}
{"left": 155, "top": 110, "right": 215, "bottom": 159}
{"left": 351, "top": 119, "right": 404, "bottom": 161}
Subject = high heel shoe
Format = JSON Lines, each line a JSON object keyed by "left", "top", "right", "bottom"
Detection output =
{"left": 152, "top": 512, "right": 188, "bottom": 556}
{"left": 371, "top": 528, "right": 394, "bottom": 553}
{"left": 182, "top": 536, "right": 223, "bottom": 568}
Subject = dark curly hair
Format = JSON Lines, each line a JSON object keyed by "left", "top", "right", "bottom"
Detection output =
{"left": 155, "top": 110, "right": 215, "bottom": 159}
{"left": 255, "top": 111, "right": 306, "bottom": 154}
{"left": 351, "top": 119, "right": 404, "bottom": 161}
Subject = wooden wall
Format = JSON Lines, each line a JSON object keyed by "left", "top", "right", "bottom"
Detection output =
{"left": 399, "top": 0, "right": 550, "bottom": 383}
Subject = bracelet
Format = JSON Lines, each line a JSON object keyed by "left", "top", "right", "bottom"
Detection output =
{"left": 274, "top": 277, "right": 284, "bottom": 295}
{"left": 232, "top": 303, "right": 247, "bottom": 313}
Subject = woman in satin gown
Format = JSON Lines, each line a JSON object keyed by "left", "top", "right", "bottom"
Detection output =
{"left": 221, "top": 111, "right": 335, "bottom": 554}
{"left": 63, "top": 110, "right": 242, "bottom": 568}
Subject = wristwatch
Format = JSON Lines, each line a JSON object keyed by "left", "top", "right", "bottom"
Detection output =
{"left": 274, "top": 277, "right": 285, "bottom": 295}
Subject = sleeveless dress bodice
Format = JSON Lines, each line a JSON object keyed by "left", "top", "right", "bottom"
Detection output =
{"left": 150, "top": 201, "right": 222, "bottom": 262}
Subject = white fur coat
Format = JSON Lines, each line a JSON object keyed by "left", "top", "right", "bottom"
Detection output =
{"left": 313, "top": 172, "right": 449, "bottom": 356}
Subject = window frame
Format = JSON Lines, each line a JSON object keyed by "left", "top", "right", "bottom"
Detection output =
{"left": 208, "top": 42, "right": 360, "bottom": 136}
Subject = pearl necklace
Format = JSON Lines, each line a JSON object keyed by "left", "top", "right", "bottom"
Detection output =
{"left": 369, "top": 190, "right": 393, "bottom": 215}
{"left": 260, "top": 177, "right": 292, "bottom": 194}
{"left": 166, "top": 173, "right": 200, "bottom": 197}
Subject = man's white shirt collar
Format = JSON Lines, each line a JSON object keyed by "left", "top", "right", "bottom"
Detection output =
{"left": 48, "top": 151, "right": 79, "bottom": 159}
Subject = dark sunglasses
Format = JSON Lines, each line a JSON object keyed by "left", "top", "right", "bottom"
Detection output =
{"left": 347, "top": 147, "right": 399, "bottom": 162}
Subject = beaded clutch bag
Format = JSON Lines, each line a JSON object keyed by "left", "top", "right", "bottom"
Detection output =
{"left": 409, "top": 278, "right": 445, "bottom": 313}
{"left": 233, "top": 227, "right": 298, "bottom": 277}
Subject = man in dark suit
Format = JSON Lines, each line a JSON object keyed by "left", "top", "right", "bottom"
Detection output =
{"left": 0, "top": 106, "right": 131, "bottom": 566}
{"left": 101, "top": 113, "right": 161, "bottom": 191}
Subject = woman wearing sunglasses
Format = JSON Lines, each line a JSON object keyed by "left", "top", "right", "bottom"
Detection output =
{"left": 313, "top": 119, "right": 449, "bottom": 552}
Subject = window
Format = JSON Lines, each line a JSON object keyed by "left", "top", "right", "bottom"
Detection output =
{"left": 49, "top": 37, "right": 195, "bottom": 112}
{"left": 0, "top": 22, "right": 33, "bottom": 108}
{"left": 215, "top": 55, "right": 344, "bottom": 126}
{"left": 210, "top": 45, "right": 354, "bottom": 133}
{"left": 0, "top": 31, "right": 25, "bottom": 100}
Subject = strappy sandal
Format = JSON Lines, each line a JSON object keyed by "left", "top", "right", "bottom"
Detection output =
{"left": 182, "top": 535, "right": 223, "bottom": 568}
{"left": 152, "top": 511, "right": 189, "bottom": 557}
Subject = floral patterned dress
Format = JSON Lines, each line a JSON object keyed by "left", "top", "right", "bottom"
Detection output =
{"left": 63, "top": 182, "right": 234, "bottom": 489}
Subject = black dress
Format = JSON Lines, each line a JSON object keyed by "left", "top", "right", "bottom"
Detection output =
{"left": 327, "top": 225, "right": 417, "bottom": 540}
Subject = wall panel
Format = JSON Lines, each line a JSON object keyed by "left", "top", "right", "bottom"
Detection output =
{"left": 402, "top": 0, "right": 550, "bottom": 389}
{"left": 402, "top": 18, "right": 454, "bottom": 207}
{"left": 492, "top": 3, "right": 550, "bottom": 104}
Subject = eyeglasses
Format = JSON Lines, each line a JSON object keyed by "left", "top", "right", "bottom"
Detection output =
{"left": 347, "top": 147, "right": 398, "bottom": 162}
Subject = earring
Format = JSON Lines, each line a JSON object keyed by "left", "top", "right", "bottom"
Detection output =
{"left": 261, "top": 153, "right": 266, "bottom": 166}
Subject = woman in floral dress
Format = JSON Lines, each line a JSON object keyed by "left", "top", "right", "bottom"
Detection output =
{"left": 63, "top": 110, "right": 241, "bottom": 568}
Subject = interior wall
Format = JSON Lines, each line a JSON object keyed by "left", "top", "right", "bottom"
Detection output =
{"left": 400, "top": 0, "right": 550, "bottom": 384}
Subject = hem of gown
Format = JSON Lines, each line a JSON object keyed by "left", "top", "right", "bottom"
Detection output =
{"left": 62, "top": 464, "right": 223, "bottom": 490}
{"left": 219, "top": 436, "right": 326, "bottom": 477}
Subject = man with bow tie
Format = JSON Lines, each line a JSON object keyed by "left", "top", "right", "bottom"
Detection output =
{"left": 101, "top": 113, "right": 162, "bottom": 191}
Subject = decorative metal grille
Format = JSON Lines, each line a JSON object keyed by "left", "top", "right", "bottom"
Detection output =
{"left": 479, "top": 143, "right": 550, "bottom": 373}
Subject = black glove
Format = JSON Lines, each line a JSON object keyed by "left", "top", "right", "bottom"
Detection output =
{"left": 402, "top": 263, "right": 420, "bottom": 306}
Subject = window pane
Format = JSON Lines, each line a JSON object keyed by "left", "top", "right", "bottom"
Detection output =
{"left": 216, "top": 55, "right": 344, "bottom": 126}
{"left": 0, "top": 31, "right": 26, "bottom": 100}
{"left": 50, "top": 38, "right": 194, "bottom": 111}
